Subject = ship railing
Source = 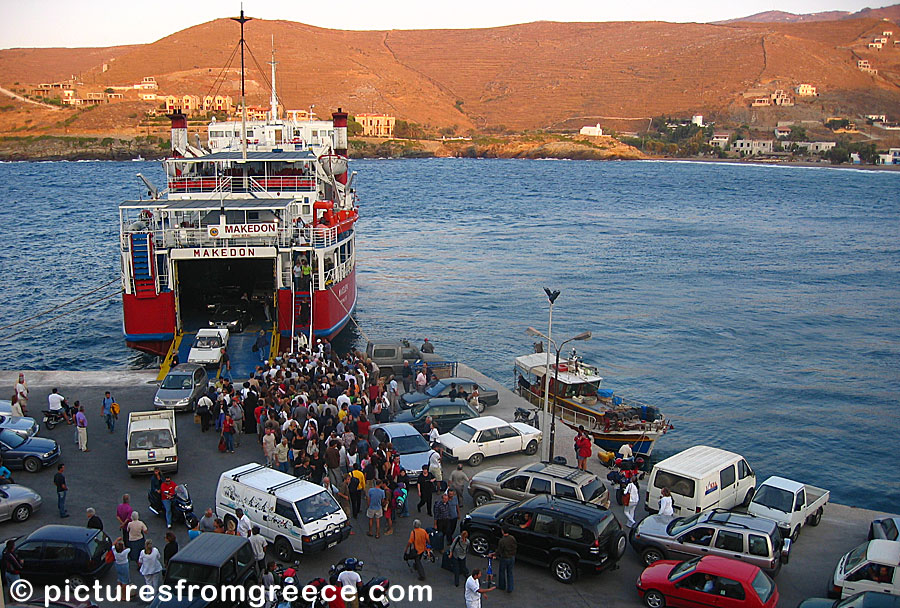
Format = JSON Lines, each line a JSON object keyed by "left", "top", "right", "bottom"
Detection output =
{"left": 166, "top": 175, "right": 316, "bottom": 194}
{"left": 159, "top": 227, "right": 294, "bottom": 249}
{"left": 554, "top": 403, "right": 598, "bottom": 430}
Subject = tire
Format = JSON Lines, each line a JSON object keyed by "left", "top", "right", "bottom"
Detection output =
{"left": 742, "top": 488, "right": 755, "bottom": 508}
{"left": 12, "top": 504, "right": 32, "bottom": 523}
{"left": 474, "top": 402, "right": 485, "bottom": 414}
{"left": 473, "top": 491, "right": 492, "bottom": 507}
{"left": 551, "top": 556, "right": 577, "bottom": 584}
{"left": 274, "top": 537, "right": 295, "bottom": 562}
{"left": 609, "top": 530, "right": 627, "bottom": 560}
{"left": 469, "top": 532, "right": 490, "bottom": 557}
{"left": 524, "top": 440, "right": 538, "bottom": 456}
{"left": 641, "top": 546, "right": 666, "bottom": 566}
{"left": 23, "top": 457, "right": 41, "bottom": 473}
{"left": 790, "top": 526, "right": 800, "bottom": 543}
{"left": 468, "top": 453, "right": 484, "bottom": 467}
{"left": 809, "top": 507, "right": 823, "bottom": 527}
{"left": 644, "top": 590, "right": 666, "bottom": 608}
{"left": 45, "top": 419, "right": 57, "bottom": 430}
{"left": 68, "top": 574, "right": 88, "bottom": 588}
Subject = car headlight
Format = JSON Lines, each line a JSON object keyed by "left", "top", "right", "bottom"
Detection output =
{"left": 176, "top": 398, "right": 190, "bottom": 406}
{"left": 43, "top": 452, "right": 54, "bottom": 458}
{"left": 154, "top": 396, "right": 163, "bottom": 405}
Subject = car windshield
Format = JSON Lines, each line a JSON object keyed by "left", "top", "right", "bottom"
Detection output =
{"left": 392, "top": 433, "right": 430, "bottom": 455}
{"left": 844, "top": 542, "right": 871, "bottom": 574}
{"left": 425, "top": 381, "right": 448, "bottom": 397}
{"left": 752, "top": 485, "right": 794, "bottom": 513}
{"left": 668, "top": 557, "right": 700, "bottom": 581}
{"left": 836, "top": 593, "right": 896, "bottom": 608}
{"left": 166, "top": 562, "right": 218, "bottom": 585}
{"left": 668, "top": 513, "right": 703, "bottom": 536}
{"left": 583, "top": 478, "right": 606, "bottom": 502}
{"left": 129, "top": 430, "right": 174, "bottom": 450}
{"left": 295, "top": 490, "right": 342, "bottom": 522}
{"left": 194, "top": 336, "right": 221, "bottom": 349}
{"left": 449, "top": 423, "right": 478, "bottom": 443}
{"left": 751, "top": 570, "right": 775, "bottom": 604}
{"left": 161, "top": 374, "right": 192, "bottom": 390}
{"left": 496, "top": 468, "right": 519, "bottom": 482}
{"left": 0, "top": 429, "right": 26, "bottom": 449}
{"left": 410, "top": 403, "right": 429, "bottom": 418}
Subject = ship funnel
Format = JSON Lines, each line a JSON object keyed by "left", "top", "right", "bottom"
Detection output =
{"left": 167, "top": 112, "right": 188, "bottom": 158}
{"left": 332, "top": 108, "right": 348, "bottom": 184}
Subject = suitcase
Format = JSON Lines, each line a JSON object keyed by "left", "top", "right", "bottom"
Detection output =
{"left": 426, "top": 527, "right": 445, "bottom": 552}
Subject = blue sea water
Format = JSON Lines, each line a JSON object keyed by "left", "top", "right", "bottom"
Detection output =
{"left": 1, "top": 158, "right": 899, "bottom": 511}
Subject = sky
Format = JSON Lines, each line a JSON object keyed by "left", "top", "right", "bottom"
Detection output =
{"left": 1, "top": 0, "right": 896, "bottom": 49}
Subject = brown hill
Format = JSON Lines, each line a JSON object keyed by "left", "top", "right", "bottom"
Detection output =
{"left": 1, "top": 17, "right": 900, "bottom": 133}
{"left": 720, "top": 3, "right": 900, "bottom": 24}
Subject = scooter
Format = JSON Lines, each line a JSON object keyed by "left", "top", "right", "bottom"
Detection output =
{"left": 147, "top": 483, "right": 197, "bottom": 528}
{"left": 514, "top": 407, "right": 540, "bottom": 429}
{"left": 329, "top": 558, "right": 391, "bottom": 608}
{"left": 41, "top": 409, "right": 68, "bottom": 430}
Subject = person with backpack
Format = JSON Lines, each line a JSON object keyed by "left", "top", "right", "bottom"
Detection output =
{"left": 196, "top": 393, "right": 213, "bottom": 432}
{"left": 348, "top": 466, "right": 365, "bottom": 518}
{"left": 101, "top": 391, "right": 118, "bottom": 433}
{"left": 448, "top": 530, "right": 470, "bottom": 587}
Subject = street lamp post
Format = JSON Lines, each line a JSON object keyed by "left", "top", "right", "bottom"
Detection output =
{"left": 540, "top": 289, "right": 559, "bottom": 461}
{"left": 549, "top": 331, "right": 592, "bottom": 461}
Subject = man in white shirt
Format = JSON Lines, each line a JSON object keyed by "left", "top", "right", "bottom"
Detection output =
{"left": 428, "top": 444, "right": 443, "bottom": 484}
{"left": 465, "top": 569, "right": 495, "bottom": 608}
{"left": 47, "top": 388, "right": 71, "bottom": 424}
{"left": 619, "top": 443, "right": 633, "bottom": 460}
{"left": 336, "top": 565, "right": 362, "bottom": 608}
{"left": 336, "top": 390, "right": 352, "bottom": 410}
{"left": 415, "top": 371, "right": 427, "bottom": 393}
{"left": 235, "top": 508, "right": 252, "bottom": 537}
{"left": 427, "top": 422, "right": 440, "bottom": 445}
{"left": 248, "top": 526, "right": 268, "bottom": 570}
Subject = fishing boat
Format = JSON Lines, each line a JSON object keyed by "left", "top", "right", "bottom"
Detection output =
{"left": 118, "top": 12, "right": 358, "bottom": 362}
{"left": 514, "top": 350, "right": 672, "bottom": 456}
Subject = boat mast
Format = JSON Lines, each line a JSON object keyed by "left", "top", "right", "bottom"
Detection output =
{"left": 269, "top": 36, "right": 278, "bottom": 122}
{"left": 231, "top": 8, "right": 252, "bottom": 163}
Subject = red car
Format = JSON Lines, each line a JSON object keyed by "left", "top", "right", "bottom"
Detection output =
{"left": 636, "top": 555, "right": 779, "bottom": 608}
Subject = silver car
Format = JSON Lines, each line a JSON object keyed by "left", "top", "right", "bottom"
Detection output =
{"left": 629, "top": 509, "right": 789, "bottom": 575}
{"left": 468, "top": 462, "right": 611, "bottom": 508}
{"left": 154, "top": 364, "right": 209, "bottom": 411}
{"left": 370, "top": 423, "right": 432, "bottom": 484}
{"left": 869, "top": 516, "right": 900, "bottom": 541}
{"left": 0, "top": 483, "right": 42, "bottom": 523}
{"left": 0, "top": 415, "right": 39, "bottom": 439}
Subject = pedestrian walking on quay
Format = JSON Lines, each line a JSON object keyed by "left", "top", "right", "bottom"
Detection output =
{"left": 434, "top": 493, "right": 453, "bottom": 544}
{"left": 14, "top": 372, "right": 28, "bottom": 415}
{"left": 406, "top": 519, "right": 429, "bottom": 581}
{"left": 116, "top": 494, "right": 133, "bottom": 534}
{"left": 465, "top": 568, "right": 495, "bottom": 608}
{"left": 75, "top": 404, "right": 89, "bottom": 452}
{"left": 249, "top": 526, "right": 267, "bottom": 572}
{"left": 111, "top": 538, "right": 130, "bottom": 592}
{"left": 54, "top": 463, "right": 68, "bottom": 518}
{"left": 160, "top": 475, "right": 177, "bottom": 529}
{"left": 496, "top": 528, "right": 517, "bottom": 593}
{"left": 222, "top": 413, "right": 236, "bottom": 453}
{"left": 86, "top": 507, "right": 103, "bottom": 530}
{"left": 126, "top": 511, "right": 147, "bottom": 563}
{"left": 254, "top": 330, "right": 268, "bottom": 363}
{"left": 163, "top": 532, "right": 178, "bottom": 569}
{"left": 449, "top": 530, "right": 470, "bottom": 587}
{"left": 417, "top": 465, "right": 435, "bottom": 515}
{"left": 624, "top": 477, "right": 640, "bottom": 527}
{"left": 101, "top": 391, "right": 117, "bottom": 433}
{"left": 138, "top": 539, "right": 163, "bottom": 596}
{"left": 450, "top": 464, "right": 470, "bottom": 510}
{"left": 197, "top": 393, "right": 213, "bottom": 432}
{"left": 2, "top": 538, "right": 23, "bottom": 588}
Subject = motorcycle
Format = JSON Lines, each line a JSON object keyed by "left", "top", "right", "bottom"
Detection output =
{"left": 514, "top": 407, "right": 540, "bottom": 429}
{"left": 41, "top": 409, "right": 68, "bottom": 430}
{"left": 147, "top": 483, "right": 197, "bottom": 528}
{"left": 329, "top": 558, "right": 391, "bottom": 608}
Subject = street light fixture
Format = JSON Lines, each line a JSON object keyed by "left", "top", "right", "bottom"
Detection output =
{"left": 526, "top": 286, "right": 559, "bottom": 462}
{"left": 549, "top": 330, "right": 592, "bottom": 461}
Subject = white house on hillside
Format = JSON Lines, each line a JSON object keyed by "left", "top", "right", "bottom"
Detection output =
{"left": 580, "top": 124, "right": 604, "bottom": 136}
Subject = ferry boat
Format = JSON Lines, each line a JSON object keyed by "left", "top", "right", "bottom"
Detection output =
{"left": 514, "top": 350, "right": 672, "bottom": 456}
{"left": 118, "top": 107, "right": 357, "bottom": 357}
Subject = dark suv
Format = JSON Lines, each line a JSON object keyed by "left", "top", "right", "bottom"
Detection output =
{"left": 163, "top": 533, "right": 259, "bottom": 603}
{"left": 460, "top": 494, "right": 626, "bottom": 583}
{"left": 14, "top": 525, "right": 112, "bottom": 586}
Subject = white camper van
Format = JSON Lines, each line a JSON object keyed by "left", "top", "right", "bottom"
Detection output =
{"left": 645, "top": 446, "right": 756, "bottom": 516}
{"left": 216, "top": 463, "right": 350, "bottom": 561}
{"left": 126, "top": 410, "right": 178, "bottom": 475}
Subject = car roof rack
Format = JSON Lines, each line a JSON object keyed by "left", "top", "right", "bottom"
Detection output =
{"left": 230, "top": 464, "right": 267, "bottom": 481}
{"left": 267, "top": 478, "right": 304, "bottom": 495}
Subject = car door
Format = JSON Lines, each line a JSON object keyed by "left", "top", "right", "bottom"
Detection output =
{"left": 494, "top": 425, "right": 522, "bottom": 455}
{"left": 711, "top": 530, "right": 746, "bottom": 563}
{"left": 477, "top": 429, "right": 501, "bottom": 456}
{"left": 713, "top": 577, "right": 748, "bottom": 608}
{"left": 498, "top": 474, "right": 530, "bottom": 502}
{"left": 553, "top": 481, "right": 579, "bottom": 501}
{"left": 39, "top": 540, "right": 79, "bottom": 579}
{"left": 673, "top": 526, "right": 716, "bottom": 558}
{"left": 0, "top": 487, "right": 10, "bottom": 521}
{"left": 672, "top": 572, "right": 721, "bottom": 608}
{"left": 843, "top": 562, "right": 897, "bottom": 597}
{"left": 507, "top": 510, "right": 556, "bottom": 564}
{"left": 14, "top": 540, "right": 45, "bottom": 580}
{"left": 718, "top": 465, "right": 738, "bottom": 509}
{"left": 527, "top": 477, "right": 552, "bottom": 497}
{"left": 0, "top": 437, "right": 23, "bottom": 469}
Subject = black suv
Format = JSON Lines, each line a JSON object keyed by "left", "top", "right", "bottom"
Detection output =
{"left": 460, "top": 494, "right": 626, "bottom": 583}
{"left": 161, "top": 533, "right": 259, "bottom": 604}
{"left": 14, "top": 525, "right": 112, "bottom": 586}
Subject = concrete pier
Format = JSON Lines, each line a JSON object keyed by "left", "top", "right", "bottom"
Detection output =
{"left": 0, "top": 366, "right": 892, "bottom": 607}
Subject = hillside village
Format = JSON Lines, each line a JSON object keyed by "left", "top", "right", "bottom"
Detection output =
{"left": 1, "top": 9, "right": 900, "bottom": 164}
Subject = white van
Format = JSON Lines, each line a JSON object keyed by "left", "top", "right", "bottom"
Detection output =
{"left": 216, "top": 463, "right": 350, "bottom": 561}
{"left": 126, "top": 410, "right": 178, "bottom": 475}
{"left": 645, "top": 446, "right": 756, "bottom": 516}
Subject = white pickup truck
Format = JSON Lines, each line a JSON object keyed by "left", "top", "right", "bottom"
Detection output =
{"left": 748, "top": 475, "right": 829, "bottom": 542}
{"left": 127, "top": 410, "right": 178, "bottom": 475}
{"left": 187, "top": 328, "right": 229, "bottom": 366}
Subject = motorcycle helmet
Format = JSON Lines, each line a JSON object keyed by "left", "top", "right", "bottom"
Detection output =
{"left": 614, "top": 458, "right": 623, "bottom": 466}
{"left": 283, "top": 577, "right": 295, "bottom": 586}
{"left": 343, "top": 557, "right": 359, "bottom": 571}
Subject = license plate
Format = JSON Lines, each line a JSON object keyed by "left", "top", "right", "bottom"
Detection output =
{"left": 148, "top": 451, "right": 156, "bottom": 459}
{"left": 327, "top": 541, "right": 337, "bottom": 549}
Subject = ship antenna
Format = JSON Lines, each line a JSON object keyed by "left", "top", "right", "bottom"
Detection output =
{"left": 231, "top": 6, "right": 252, "bottom": 163}
{"left": 269, "top": 35, "right": 278, "bottom": 122}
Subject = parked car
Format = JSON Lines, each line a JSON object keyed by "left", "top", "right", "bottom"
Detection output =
{"left": 365, "top": 340, "right": 445, "bottom": 378}
{"left": 0, "top": 400, "right": 11, "bottom": 414}
{"left": 187, "top": 328, "right": 229, "bottom": 366}
{"left": 468, "top": 461, "right": 610, "bottom": 508}
{"left": 800, "top": 591, "right": 900, "bottom": 608}
{"left": 636, "top": 555, "right": 779, "bottom": 608}
{"left": 0, "top": 414, "right": 39, "bottom": 439}
{"left": 208, "top": 304, "right": 252, "bottom": 334}
{"left": 461, "top": 493, "right": 626, "bottom": 583}
{"left": 629, "top": 508, "right": 789, "bottom": 575}
{"left": 0, "top": 429, "right": 60, "bottom": 473}
{"left": 0, "top": 483, "right": 42, "bottom": 523}
{"left": 748, "top": 475, "right": 828, "bottom": 542}
{"left": 154, "top": 363, "right": 209, "bottom": 411}
{"left": 437, "top": 415, "right": 540, "bottom": 467}
{"left": 163, "top": 533, "right": 259, "bottom": 603}
{"left": 14, "top": 525, "right": 113, "bottom": 586}
{"left": 391, "top": 397, "right": 479, "bottom": 435}
{"left": 869, "top": 517, "right": 900, "bottom": 541}
{"left": 400, "top": 377, "right": 499, "bottom": 410}
{"left": 369, "top": 423, "right": 432, "bottom": 483}
{"left": 830, "top": 540, "right": 900, "bottom": 599}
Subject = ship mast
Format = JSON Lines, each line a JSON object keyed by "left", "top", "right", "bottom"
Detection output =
{"left": 269, "top": 36, "right": 278, "bottom": 122}
{"left": 231, "top": 8, "right": 252, "bottom": 163}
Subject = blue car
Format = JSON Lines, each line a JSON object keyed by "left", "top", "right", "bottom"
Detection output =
{"left": 0, "top": 428, "right": 60, "bottom": 473}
